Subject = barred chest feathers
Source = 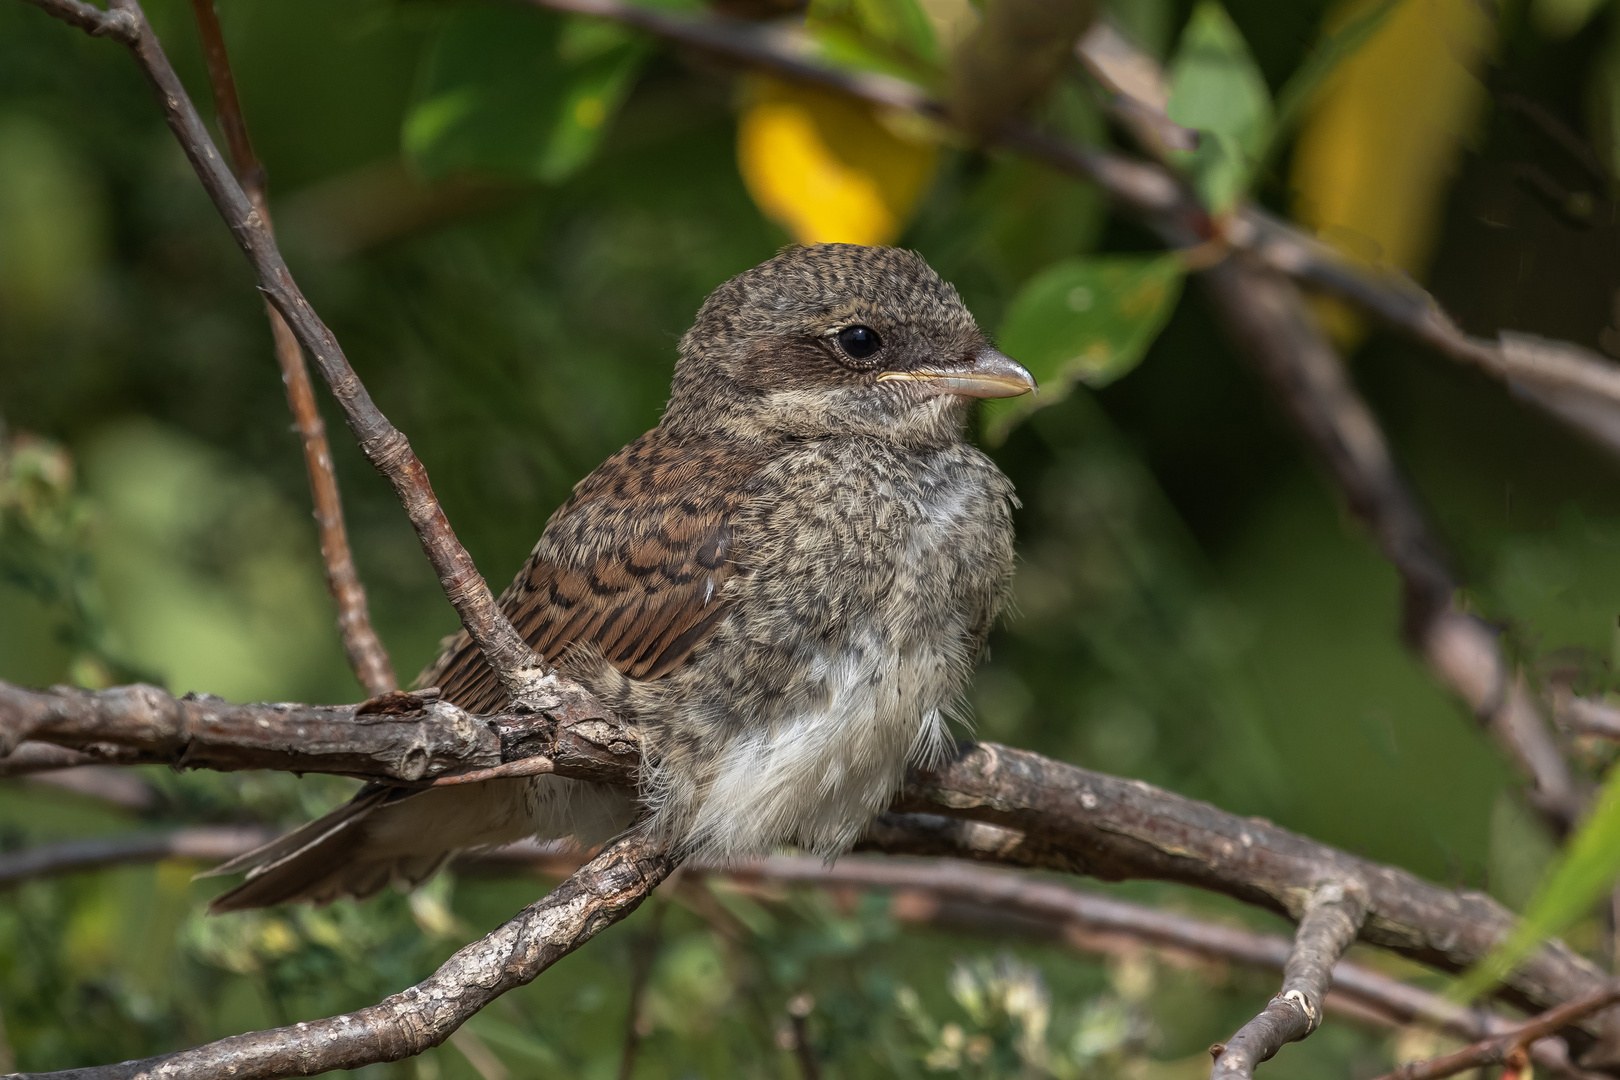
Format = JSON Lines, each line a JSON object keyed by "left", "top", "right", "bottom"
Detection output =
{"left": 588, "top": 436, "right": 1018, "bottom": 862}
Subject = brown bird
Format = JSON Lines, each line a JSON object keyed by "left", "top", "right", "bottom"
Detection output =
{"left": 207, "top": 244, "right": 1033, "bottom": 912}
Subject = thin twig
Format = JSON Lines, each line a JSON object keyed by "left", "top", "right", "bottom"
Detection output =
{"left": 25, "top": 0, "right": 548, "bottom": 701}
{"left": 187, "top": 0, "right": 396, "bottom": 697}
{"left": 0, "top": 827, "right": 276, "bottom": 888}
{"left": 1555, "top": 692, "right": 1620, "bottom": 741}
{"left": 1373, "top": 983, "right": 1620, "bottom": 1080}
{"left": 9, "top": 832, "right": 675, "bottom": 1080}
{"left": 0, "top": 741, "right": 146, "bottom": 776}
{"left": 507, "top": 0, "right": 1620, "bottom": 455}
{"left": 1210, "top": 882, "right": 1369, "bottom": 1079}
{"left": 617, "top": 897, "right": 666, "bottom": 1080}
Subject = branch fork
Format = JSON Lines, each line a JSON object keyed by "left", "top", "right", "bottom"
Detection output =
{"left": 1211, "top": 880, "right": 1370, "bottom": 1079}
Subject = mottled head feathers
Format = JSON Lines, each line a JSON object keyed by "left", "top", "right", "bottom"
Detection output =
{"left": 665, "top": 244, "right": 1019, "bottom": 447}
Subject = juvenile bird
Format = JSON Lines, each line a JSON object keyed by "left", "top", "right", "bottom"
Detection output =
{"left": 208, "top": 244, "right": 1033, "bottom": 911}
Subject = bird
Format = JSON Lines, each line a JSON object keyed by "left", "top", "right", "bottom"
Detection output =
{"left": 205, "top": 243, "right": 1034, "bottom": 912}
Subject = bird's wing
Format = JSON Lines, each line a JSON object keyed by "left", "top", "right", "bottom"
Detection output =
{"left": 421, "top": 429, "right": 772, "bottom": 713}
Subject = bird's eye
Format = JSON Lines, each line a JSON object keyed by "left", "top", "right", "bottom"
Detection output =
{"left": 835, "top": 325, "right": 882, "bottom": 362}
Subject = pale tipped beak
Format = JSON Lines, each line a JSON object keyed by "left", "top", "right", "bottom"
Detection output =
{"left": 876, "top": 349, "right": 1037, "bottom": 400}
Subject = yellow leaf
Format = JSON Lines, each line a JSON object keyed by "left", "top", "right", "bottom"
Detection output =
{"left": 737, "top": 77, "right": 937, "bottom": 245}
{"left": 1290, "top": 0, "right": 1494, "bottom": 341}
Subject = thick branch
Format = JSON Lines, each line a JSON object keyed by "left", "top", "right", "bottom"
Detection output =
{"left": 890, "top": 750, "right": 1608, "bottom": 1030}
{"left": 9, "top": 831, "right": 674, "bottom": 1080}
{"left": 24, "top": 0, "right": 544, "bottom": 698}
{"left": 0, "top": 682, "right": 638, "bottom": 784}
{"left": 1201, "top": 260, "right": 1584, "bottom": 834}
{"left": 1210, "top": 882, "right": 1369, "bottom": 1078}
{"left": 2, "top": 678, "right": 1609, "bottom": 1023}
{"left": 187, "top": 0, "right": 396, "bottom": 696}
{"left": 0, "top": 827, "right": 1555, "bottom": 1057}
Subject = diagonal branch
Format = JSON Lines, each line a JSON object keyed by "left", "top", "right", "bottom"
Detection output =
{"left": 1210, "top": 881, "right": 1369, "bottom": 1079}
{"left": 187, "top": 0, "right": 396, "bottom": 697}
{"left": 518, "top": 0, "right": 1620, "bottom": 454}
{"left": 1373, "top": 983, "right": 1620, "bottom": 1080}
{"left": 21, "top": 0, "right": 547, "bottom": 701}
{"left": 1200, "top": 259, "right": 1585, "bottom": 834}
{"left": 7, "top": 831, "right": 675, "bottom": 1080}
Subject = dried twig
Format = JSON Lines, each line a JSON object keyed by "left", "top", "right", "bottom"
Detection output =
{"left": 20, "top": 0, "right": 549, "bottom": 701}
{"left": 8, "top": 832, "right": 674, "bottom": 1080}
{"left": 187, "top": 0, "right": 396, "bottom": 696}
{"left": 0, "top": 826, "right": 275, "bottom": 888}
{"left": 1374, "top": 983, "right": 1620, "bottom": 1080}
{"left": 616, "top": 896, "right": 666, "bottom": 1080}
{"left": 1210, "top": 882, "right": 1369, "bottom": 1079}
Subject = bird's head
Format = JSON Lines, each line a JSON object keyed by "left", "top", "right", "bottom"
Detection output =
{"left": 664, "top": 244, "right": 1035, "bottom": 447}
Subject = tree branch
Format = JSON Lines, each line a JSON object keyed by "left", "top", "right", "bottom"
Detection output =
{"left": 516, "top": 0, "right": 1620, "bottom": 461}
{"left": 1210, "top": 882, "right": 1368, "bottom": 1078}
{"left": 0, "top": 826, "right": 275, "bottom": 888}
{"left": 21, "top": 0, "right": 547, "bottom": 701}
{"left": 0, "top": 681, "right": 638, "bottom": 784}
{"left": 8, "top": 831, "right": 674, "bottom": 1080}
{"left": 2, "top": 827, "right": 1598, "bottom": 1077}
{"left": 6, "top": 680, "right": 1599, "bottom": 1027}
{"left": 1374, "top": 983, "right": 1620, "bottom": 1080}
{"left": 187, "top": 0, "right": 396, "bottom": 697}
{"left": 1200, "top": 259, "right": 1585, "bottom": 834}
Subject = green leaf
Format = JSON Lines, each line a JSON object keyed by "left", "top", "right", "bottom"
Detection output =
{"left": 1269, "top": 0, "right": 1400, "bottom": 151}
{"left": 1455, "top": 765, "right": 1620, "bottom": 1001}
{"left": 984, "top": 254, "right": 1184, "bottom": 443}
{"left": 402, "top": 6, "right": 647, "bottom": 184}
{"left": 1165, "top": 1, "right": 1273, "bottom": 211}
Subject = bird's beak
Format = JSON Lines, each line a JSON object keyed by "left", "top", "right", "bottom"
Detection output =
{"left": 877, "top": 349, "right": 1037, "bottom": 400}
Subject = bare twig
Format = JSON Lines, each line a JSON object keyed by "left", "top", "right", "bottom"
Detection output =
{"left": 1200, "top": 259, "right": 1586, "bottom": 834}
{"left": 0, "top": 826, "right": 275, "bottom": 888}
{"left": 1555, "top": 692, "right": 1620, "bottom": 741}
{"left": 21, "top": 765, "right": 158, "bottom": 810}
{"left": 23, "top": 0, "right": 547, "bottom": 701}
{"left": 0, "top": 741, "right": 146, "bottom": 776}
{"left": 784, "top": 992, "right": 820, "bottom": 1080}
{"left": 187, "top": 0, "right": 396, "bottom": 697}
{"left": 616, "top": 896, "right": 666, "bottom": 1080}
{"left": 1375, "top": 983, "right": 1620, "bottom": 1080}
{"left": 1210, "top": 882, "right": 1369, "bottom": 1079}
{"left": 8, "top": 831, "right": 674, "bottom": 1080}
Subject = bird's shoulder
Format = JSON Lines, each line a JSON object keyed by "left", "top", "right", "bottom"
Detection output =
{"left": 421, "top": 428, "right": 777, "bottom": 711}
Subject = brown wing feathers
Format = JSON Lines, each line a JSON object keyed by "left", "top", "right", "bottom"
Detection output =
{"left": 426, "top": 431, "right": 765, "bottom": 712}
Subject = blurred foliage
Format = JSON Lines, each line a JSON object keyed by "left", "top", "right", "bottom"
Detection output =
{"left": 3, "top": 0, "right": 1620, "bottom": 1073}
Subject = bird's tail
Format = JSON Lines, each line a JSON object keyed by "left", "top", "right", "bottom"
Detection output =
{"left": 202, "top": 776, "right": 636, "bottom": 913}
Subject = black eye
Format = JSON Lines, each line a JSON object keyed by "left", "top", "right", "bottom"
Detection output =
{"left": 835, "top": 325, "right": 882, "bottom": 362}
